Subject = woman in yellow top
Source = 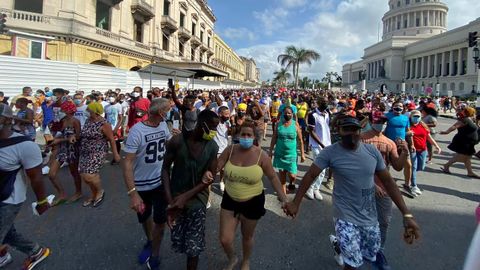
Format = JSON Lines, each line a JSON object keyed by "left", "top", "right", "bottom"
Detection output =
{"left": 215, "top": 120, "right": 287, "bottom": 270}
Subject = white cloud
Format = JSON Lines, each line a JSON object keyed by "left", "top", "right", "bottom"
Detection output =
{"left": 240, "top": 0, "right": 480, "bottom": 82}
{"left": 253, "top": 7, "right": 289, "bottom": 35}
{"left": 281, "top": 0, "right": 307, "bottom": 8}
{"left": 222, "top": 27, "right": 257, "bottom": 41}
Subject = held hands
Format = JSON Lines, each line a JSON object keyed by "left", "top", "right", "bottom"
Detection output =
{"left": 202, "top": 170, "right": 215, "bottom": 185}
{"left": 282, "top": 201, "right": 299, "bottom": 219}
{"left": 403, "top": 217, "right": 421, "bottom": 245}
{"left": 68, "top": 136, "right": 77, "bottom": 144}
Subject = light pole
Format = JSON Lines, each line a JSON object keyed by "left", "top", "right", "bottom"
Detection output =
{"left": 435, "top": 76, "right": 440, "bottom": 97}
{"left": 361, "top": 69, "right": 366, "bottom": 91}
{"left": 401, "top": 77, "right": 406, "bottom": 94}
{"left": 421, "top": 82, "right": 425, "bottom": 96}
{"left": 473, "top": 46, "right": 480, "bottom": 106}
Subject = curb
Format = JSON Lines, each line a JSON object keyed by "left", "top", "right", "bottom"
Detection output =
{"left": 439, "top": 115, "right": 457, "bottom": 119}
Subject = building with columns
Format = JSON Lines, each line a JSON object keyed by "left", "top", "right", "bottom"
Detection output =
{"left": 342, "top": 0, "right": 480, "bottom": 96}
{"left": 0, "top": 0, "right": 235, "bottom": 80}
{"left": 211, "top": 34, "right": 246, "bottom": 83}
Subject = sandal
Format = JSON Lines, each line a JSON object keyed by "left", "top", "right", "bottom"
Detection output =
{"left": 440, "top": 167, "right": 451, "bottom": 174}
{"left": 93, "top": 191, "right": 105, "bottom": 207}
{"left": 82, "top": 199, "right": 94, "bottom": 207}
{"left": 52, "top": 198, "right": 67, "bottom": 207}
{"left": 467, "top": 174, "right": 480, "bottom": 179}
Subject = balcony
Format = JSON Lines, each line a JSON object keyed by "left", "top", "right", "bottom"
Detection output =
{"left": 178, "top": 27, "right": 191, "bottom": 41}
{"left": 161, "top": 15, "right": 178, "bottom": 35}
{"left": 131, "top": 0, "right": 155, "bottom": 21}
{"left": 190, "top": 36, "right": 201, "bottom": 48}
{"left": 206, "top": 46, "right": 214, "bottom": 56}
{"left": 199, "top": 43, "right": 208, "bottom": 53}
{"left": 135, "top": 41, "right": 150, "bottom": 51}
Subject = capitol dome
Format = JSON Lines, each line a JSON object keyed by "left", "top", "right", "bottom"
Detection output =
{"left": 382, "top": 0, "right": 448, "bottom": 40}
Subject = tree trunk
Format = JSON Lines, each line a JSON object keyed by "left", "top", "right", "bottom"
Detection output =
{"left": 295, "top": 62, "right": 300, "bottom": 89}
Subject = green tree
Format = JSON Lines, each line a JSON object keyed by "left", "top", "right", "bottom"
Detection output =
{"left": 300, "top": 76, "right": 312, "bottom": 89}
{"left": 273, "top": 68, "right": 291, "bottom": 87}
{"left": 321, "top": 72, "right": 342, "bottom": 87}
{"left": 277, "top": 46, "right": 320, "bottom": 89}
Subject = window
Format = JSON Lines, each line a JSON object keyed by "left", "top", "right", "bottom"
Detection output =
{"left": 14, "top": 37, "right": 46, "bottom": 59}
{"left": 180, "top": 13, "right": 185, "bottom": 28}
{"left": 162, "top": 35, "right": 169, "bottom": 51}
{"left": 450, "top": 83, "right": 455, "bottom": 91}
{"left": 134, "top": 19, "right": 143, "bottom": 42}
{"left": 459, "top": 82, "right": 464, "bottom": 91}
{"left": 207, "top": 37, "right": 210, "bottom": 48}
{"left": 192, "top": 22, "right": 196, "bottom": 36}
{"left": 406, "top": 0, "right": 410, "bottom": 4}
{"left": 416, "top": 18, "right": 420, "bottom": 27}
{"left": 424, "top": 17, "right": 428, "bottom": 26}
{"left": 15, "top": 0, "right": 43, "bottom": 13}
{"left": 461, "top": 60, "right": 467, "bottom": 75}
{"left": 200, "top": 31, "right": 204, "bottom": 42}
{"left": 397, "top": 21, "right": 401, "bottom": 30}
{"left": 397, "top": 1, "right": 401, "bottom": 7}
{"left": 163, "top": 0, "right": 170, "bottom": 16}
{"left": 404, "top": 20, "right": 408, "bottom": 28}
{"left": 191, "top": 48, "right": 195, "bottom": 61}
{"left": 96, "top": 1, "right": 111, "bottom": 30}
{"left": 179, "top": 42, "right": 184, "bottom": 56}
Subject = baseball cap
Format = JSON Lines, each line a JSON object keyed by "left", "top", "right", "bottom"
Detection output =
{"left": 0, "top": 103, "right": 13, "bottom": 118}
{"left": 338, "top": 116, "right": 362, "bottom": 129}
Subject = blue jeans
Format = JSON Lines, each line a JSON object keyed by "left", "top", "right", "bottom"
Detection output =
{"left": 410, "top": 150, "right": 427, "bottom": 187}
{"left": 0, "top": 202, "right": 40, "bottom": 256}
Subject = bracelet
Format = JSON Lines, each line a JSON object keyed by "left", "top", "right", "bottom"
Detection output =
{"left": 403, "top": 213, "right": 414, "bottom": 219}
{"left": 37, "top": 198, "right": 48, "bottom": 205}
{"left": 127, "top": 187, "right": 136, "bottom": 195}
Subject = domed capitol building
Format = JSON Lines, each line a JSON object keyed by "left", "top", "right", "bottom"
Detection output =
{"left": 342, "top": 0, "right": 480, "bottom": 96}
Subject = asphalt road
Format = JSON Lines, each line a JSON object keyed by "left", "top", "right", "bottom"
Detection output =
{"left": 7, "top": 117, "right": 480, "bottom": 270}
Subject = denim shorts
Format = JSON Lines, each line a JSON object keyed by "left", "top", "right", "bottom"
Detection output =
{"left": 334, "top": 218, "right": 381, "bottom": 268}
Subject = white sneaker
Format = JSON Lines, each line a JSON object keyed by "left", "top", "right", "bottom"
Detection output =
{"left": 329, "top": 235, "right": 344, "bottom": 266}
{"left": 305, "top": 188, "right": 315, "bottom": 200}
{"left": 60, "top": 161, "right": 69, "bottom": 168}
{"left": 411, "top": 186, "right": 422, "bottom": 195}
{"left": 219, "top": 182, "right": 225, "bottom": 192}
{"left": 313, "top": 190, "right": 323, "bottom": 201}
{"left": 0, "top": 252, "right": 13, "bottom": 267}
{"left": 206, "top": 201, "right": 211, "bottom": 209}
{"left": 41, "top": 166, "right": 50, "bottom": 175}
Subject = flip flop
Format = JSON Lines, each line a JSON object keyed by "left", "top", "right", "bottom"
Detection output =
{"left": 93, "top": 191, "right": 105, "bottom": 207}
{"left": 52, "top": 198, "right": 67, "bottom": 207}
{"left": 82, "top": 199, "right": 94, "bottom": 207}
{"left": 440, "top": 167, "right": 451, "bottom": 174}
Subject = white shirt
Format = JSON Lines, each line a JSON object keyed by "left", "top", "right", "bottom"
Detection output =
{"left": 308, "top": 110, "right": 331, "bottom": 149}
{"left": 104, "top": 103, "right": 123, "bottom": 129}
{"left": 214, "top": 121, "right": 229, "bottom": 154}
{"left": 74, "top": 104, "right": 89, "bottom": 129}
{"left": 1, "top": 133, "right": 43, "bottom": 204}
{"left": 123, "top": 122, "right": 172, "bottom": 191}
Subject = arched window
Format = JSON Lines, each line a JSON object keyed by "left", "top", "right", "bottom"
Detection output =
{"left": 90, "top": 60, "right": 115, "bottom": 67}
{"left": 450, "top": 82, "right": 455, "bottom": 91}
{"left": 459, "top": 82, "right": 465, "bottom": 91}
{"left": 442, "top": 83, "right": 447, "bottom": 91}
{"left": 406, "top": 0, "right": 410, "bottom": 4}
{"left": 397, "top": 1, "right": 401, "bottom": 7}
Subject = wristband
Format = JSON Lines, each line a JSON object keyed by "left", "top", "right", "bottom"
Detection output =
{"left": 403, "top": 213, "right": 414, "bottom": 219}
{"left": 127, "top": 187, "right": 136, "bottom": 195}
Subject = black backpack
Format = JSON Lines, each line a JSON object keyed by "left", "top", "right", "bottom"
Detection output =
{"left": 0, "top": 136, "right": 32, "bottom": 201}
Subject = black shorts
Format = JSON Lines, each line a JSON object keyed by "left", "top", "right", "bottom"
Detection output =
{"left": 137, "top": 185, "right": 168, "bottom": 224}
{"left": 221, "top": 191, "right": 266, "bottom": 220}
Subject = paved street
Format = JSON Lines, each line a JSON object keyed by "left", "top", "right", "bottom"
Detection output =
{"left": 8, "top": 117, "right": 480, "bottom": 270}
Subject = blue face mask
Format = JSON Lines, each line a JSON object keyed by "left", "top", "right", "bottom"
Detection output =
{"left": 239, "top": 137, "right": 254, "bottom": 149}
{"left": 411, "top": 116, "right": 421, "bottom": 124}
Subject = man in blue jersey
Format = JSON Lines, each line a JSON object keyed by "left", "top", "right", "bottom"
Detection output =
{"left": 122, "top": 98, "right": 177, "bottom": 270}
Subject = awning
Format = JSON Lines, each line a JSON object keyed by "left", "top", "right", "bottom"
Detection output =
{"left": 156, "top": 61, "right": 228, "bottom": 78}
{"left": 139, "top": 63, "right": 196, "bottom": 78}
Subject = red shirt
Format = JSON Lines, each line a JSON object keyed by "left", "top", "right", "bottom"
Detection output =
{"left": 128, "top": 98, "right": 150, "bottom": 128}
{"left": 411, "top": 124, "right": 430, "bottom": 152}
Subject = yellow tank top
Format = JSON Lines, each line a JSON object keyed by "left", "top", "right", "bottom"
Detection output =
{"left": 271, "top": 100, "right": 281, "bottom": 117}
{"left": 224, "top": 146, "right": 264, "bottom": 201}
{"left": 297, "top": 102, "right": 308, "bottom": 119}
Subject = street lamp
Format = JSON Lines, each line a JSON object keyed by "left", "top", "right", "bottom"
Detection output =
{"left": 473, "top": 47, "right": 480, "bottom": 106}
{"left": 435, "top": 76, "right": 440, "bottom": 97}
{"left": 401, "top": 77, "right": 406, "bottom": 94}
{"left": 421, "top": 81, "right": 425, "bottom": 95}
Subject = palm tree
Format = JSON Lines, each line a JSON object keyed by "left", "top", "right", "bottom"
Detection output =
{"left": 273, "top": 68, "right": 291, "bottom": 87}
{"left": 322, "top": 72, "right": 342, "bottom": 87}
{"left": 300, "top": 76, "right": 312, "bottom": 89}
{"left": 277, "top": 46, "right": 320, "bottom": 89}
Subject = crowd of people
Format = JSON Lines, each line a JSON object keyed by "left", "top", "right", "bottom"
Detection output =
{"left": 1, "top": 84, "right": 479, "bottom": 270}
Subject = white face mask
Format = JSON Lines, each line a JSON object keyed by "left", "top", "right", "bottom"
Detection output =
{"left": 58, "top": 112, "right": 66, "bottom": 120}
{"left": 132, "top": 92, "right": 141, "bottom": 98}
{"left": 109, "top": 97, "right": 116, "bottom": 103}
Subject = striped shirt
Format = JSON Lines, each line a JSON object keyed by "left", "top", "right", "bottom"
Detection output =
{"left": 124, "top": 121, "right": 171, "bottom": 191}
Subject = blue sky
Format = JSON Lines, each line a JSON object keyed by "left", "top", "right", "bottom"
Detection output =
{"left": 208, "top": 0, "right": 480, "bottom": 81}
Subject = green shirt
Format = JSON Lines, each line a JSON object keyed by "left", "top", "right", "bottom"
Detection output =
{"left": 170, "top": 137, "right": 218, "bottom": 210}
